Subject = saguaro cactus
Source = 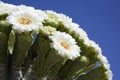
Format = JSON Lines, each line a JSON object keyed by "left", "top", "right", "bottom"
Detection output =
{"left": 0, "top": 1, "right": 112, "bottom": 80}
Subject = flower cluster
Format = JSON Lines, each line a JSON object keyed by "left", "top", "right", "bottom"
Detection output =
{"left": 0, "top": 1, "right": 112, "bottom": 80}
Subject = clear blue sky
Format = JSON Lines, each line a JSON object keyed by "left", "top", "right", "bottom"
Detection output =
{"left": 2, "top": 0, "right": 120, "bottom": 80}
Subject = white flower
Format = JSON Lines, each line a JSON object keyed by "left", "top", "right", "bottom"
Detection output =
{"left": 57, "top": 13, "right": 72, "bottom": 27}
{"left": 6, "top": 9, "right": 43, "bottom": 33}
{"left": 105, "top": 70, "right": 113, "bottom": 80}
{"left": 0, "top": 1, "right": 16, "bottom": 15}
{"left": 46, "top": 10, "right": 89, "bottom": 41}
{"left": 100, "top": 56, "right": 110, "bottom": 69}
{"left": 15, "top": 5, "right": 48, "bottom": 21}
{"left": 15, "top": 4, "right": 35, "bottom": 11}
{"left": 35, "top": 10, "right": 48, "bottom": 20}
{"left": 46, "top": 10, "right": 72, "bottom": 28}
{"left": 49, "top": 31, "right": 81, "bottom": 60}
{"left": 57, "top": 15, "right": 89, "bottom": 42}
{"left": 73, "top": 26, "right": 89, "bottom": 40}
{"left": 46, "top": 10, "right": 58, "bottom": 17}
{"left": 84, "top": 40, "right": 102, "bottom": 55}
{"left": 83, "top": 36, "right": 113, "bottom": 80}
{"left": 100, "top": 56, "right": 113, "bottom": 80}
{"left": 46, "top": 11, "right": 82, "bottom": 32}
{"left": 96, "top": 54, "right": 112, "bottom": 80}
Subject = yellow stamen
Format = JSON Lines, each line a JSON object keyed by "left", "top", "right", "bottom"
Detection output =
{"left": 60, "top": 41, "right": 71, "bottom": 50}
{"left": 18, "top": 17, "right": 32, "bottom": 25}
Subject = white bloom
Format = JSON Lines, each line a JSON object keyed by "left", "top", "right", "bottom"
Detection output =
{"left": 15, "top": 4, "right": 35, "bottom": 11}
{"left": 57, "top": 13, "right": 72, "bottom": 27}
{"left": 46, "top": 10, "right": 89, "bottom": 41}
{"left": 15, "top": 5, "right": 48, "bottom": 21}
{"left": 84, "top": 40, "right": 102, "bottom": 55}
{"left": 46, "top": 10, "right": 58, "bottom": 17}
{"left": 73, "top": 26, "right": 89, "bottom": 40}
{"left": 46, "top": 10, "right": 81, "bottom": 30}
{"left": 50, "top": 11, "right": 80, "bottom": 32}
{"left": 46, "top": 10, "right": 73, "bottom": 28}
{"left": 58, "top": 15, "right": 89, "bottom": 42}
{"left": 96, "top": 54, "right": 113, "bottom": 80}
{"left": 83, "top": 36, "right": 113, "bottom": 80}
{"left": 100, "top": 56, "right": 110, "bottom": 69}
{"left": 100, "top": 56, "right": 113, "bottom": 80}
{"left": 0, "top": 2, "right": 16, "bottom": 15}
{"left": 35, "top": 10, "right": 48, "bottom": 20}
{"left": 6, "top": 9, "right": 43, "bottom": 33}
{"left": 105, "top": 70, "right": 113, "bottom": 80}
{"left": 49, "top": 31, "right": 81, "bottom": 60}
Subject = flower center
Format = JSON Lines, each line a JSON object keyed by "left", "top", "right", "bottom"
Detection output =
{"left": 18, "top": 17, "right": 32, "bottom": 25}
{"left": 60, "top": 41, "right": 71, "bottom": 50}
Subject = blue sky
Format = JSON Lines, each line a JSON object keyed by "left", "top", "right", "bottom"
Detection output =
{"left": 2, "top": 0, "right": 120, "bottom": 80}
